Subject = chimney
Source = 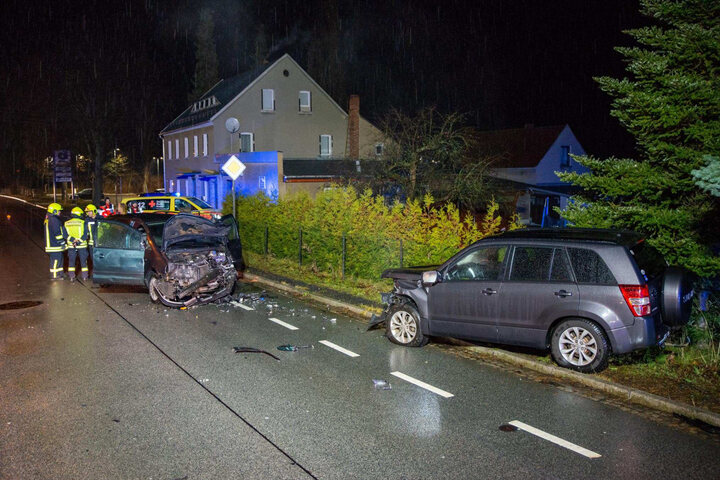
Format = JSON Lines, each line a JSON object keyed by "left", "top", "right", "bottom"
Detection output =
{"left": 348, "top": 95, "right": 360, "bottom": 159}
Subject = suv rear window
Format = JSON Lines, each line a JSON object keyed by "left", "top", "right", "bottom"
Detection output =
{"left": 629, "top": 241, "right": 667, "bottom": 281}
{"left": 568, "top": 248, "right": 616, "bottom": 285}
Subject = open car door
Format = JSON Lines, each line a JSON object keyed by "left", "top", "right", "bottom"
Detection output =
{"left": 93, "top": 220, "right": 146, "bottom": 285}
{"left": 221, "top": 214, "right": 246, "bottom": 274}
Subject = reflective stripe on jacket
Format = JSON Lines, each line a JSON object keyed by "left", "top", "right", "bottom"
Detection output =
{"left": 44, "top": 215, "right": 67, "bottom": 252}
{"left": 85, "top": 219, "right": 98, "bottom": 246}
{"left": 64, "top": 218, "right": 88, "bottom": 248}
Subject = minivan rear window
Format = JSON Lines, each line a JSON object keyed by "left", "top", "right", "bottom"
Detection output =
{"left": 568, "top": 248, "right": 616, "bottom": 285}
{"left": 629, "top": 241, "right": 667, "bottom": 281}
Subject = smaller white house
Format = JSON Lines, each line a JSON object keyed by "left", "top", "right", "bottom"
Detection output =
{"left": 477, "top": 124, "right": 588, "bottom": 226}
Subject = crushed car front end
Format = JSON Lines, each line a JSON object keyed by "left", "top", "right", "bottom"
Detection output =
{"left": 368, "top": 266, "right": 436, "bottom": 330}
{"left": 149, "top": 215, "right": 239, "bottom": 307}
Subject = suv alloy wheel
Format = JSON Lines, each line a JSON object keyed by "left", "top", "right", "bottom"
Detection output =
{"left": 551, "top": 319, "right": 610, "bottom": 373}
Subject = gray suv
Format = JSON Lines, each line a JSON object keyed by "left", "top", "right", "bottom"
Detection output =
{"left": 373, "top": 228, "right": 694, "bottom": 373}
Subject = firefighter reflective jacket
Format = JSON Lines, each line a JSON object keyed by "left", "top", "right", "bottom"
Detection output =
{"left": 64, "top": 218, "right": 88, "bottom": 248}
{"left": 85, "top": 218, "right": 98, "bottom": 246}
{"left": 44, "top": 214, "right": 67, "bottom": 252}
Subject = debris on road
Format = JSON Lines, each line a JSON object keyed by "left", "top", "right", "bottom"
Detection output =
{"left": 277, "top": 344, "right": 313, "bottom": 352}
{"left": 233, "top": 346, "right": 280, "bottom": 361}
{"left": 499, "top": 424, "right": 518, "bottom": 432}
{"left": 372, "top": 379, "right": 392, "bottom": 390}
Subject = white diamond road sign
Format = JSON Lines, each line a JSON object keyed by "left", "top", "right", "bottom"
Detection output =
{"left": 221, "top": 155, "right": 246, "bottom": 181}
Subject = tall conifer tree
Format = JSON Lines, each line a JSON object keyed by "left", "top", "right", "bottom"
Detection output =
{"left": 559, "top": 0, "right": 720, "bottom": 276}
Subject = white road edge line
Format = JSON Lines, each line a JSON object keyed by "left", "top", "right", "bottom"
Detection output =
{"left": 390, "top": 371, "right": 454, "bottom": 398}
{"left": 268, "top": 317, "right": 298, "bottom": 330}
{"left": 231, "top": 301, "right": 254, "bottom": 311}
{"left": 318, "top": 340, "right": 359, "bottom": 358}
{"left": 509, "top": 420, "right": 601, "bottom": 459}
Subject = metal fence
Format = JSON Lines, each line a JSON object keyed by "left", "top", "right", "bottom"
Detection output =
{"left": 238, "top": 220, "right": 460, "bottom": 280}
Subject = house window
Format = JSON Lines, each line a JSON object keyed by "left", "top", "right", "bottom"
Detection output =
{"left": 240, "top": 132, "right": 254, "bottom": 152}
{"left": 184, "top": 137, "right": 189, "bottom": 158}
{"left": 560, "top": 145, "right": 571, "bottom": 169}
{"left": 319, "top": 134, "right": 332, "bottom": 157}
{"left": 193, "top": 135, "right": 198, "bottom": 157}
{"left": 202, "top": 133, "right": 208, "bottom": 156}
{"left": 299, "top": 91, "right": 311, "bottom": 112}
{"left": 262, "top": 89, "right": 275, "bottom": 111}
{"left": 175, "top": 139, "right": 179, "bottom": 160}
{"left": 167, "top": 140, "right": 172, "bottom": 160}
{"left": 375, "top": 143, "right": 384, "bottom": 156}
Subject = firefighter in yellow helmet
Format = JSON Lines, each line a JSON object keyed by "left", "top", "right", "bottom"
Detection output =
{"left": 44, "top": 203, "right": 68, "bottom": 280}
{"left": 64, "top": 207, "right": 89, "bottom": 282}
{"left": 84, "top": 204, "right": 99, "bottom": 274}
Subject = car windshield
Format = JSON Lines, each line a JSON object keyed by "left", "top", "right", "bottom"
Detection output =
{"left": 146, "top": 222, "right": 166, "bottom": 246}
{"left": 186, "top": 197, "right": 213, "bottom": 209}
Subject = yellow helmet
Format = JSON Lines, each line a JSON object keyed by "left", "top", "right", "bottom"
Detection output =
{"left": 47, "top": 203, "right": 62, "bottom": 214}
{"left": 84, "top": 204, "right": 98, "bottom": 212}
{"left": 71, "top": 207, "right": 84, "bottom": 217}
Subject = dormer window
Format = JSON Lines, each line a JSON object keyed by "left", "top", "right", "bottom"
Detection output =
{"left": 191, "top": 96, "right": 219, "bottom": 113}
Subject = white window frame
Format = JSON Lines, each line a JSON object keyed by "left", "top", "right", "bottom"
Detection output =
{"left": 202, "top": 133, "right": 208, "bottom": 156}
{"left": 175, "top": 139, "right": 179, "bottom": 160}
{"left": 320, "top": 134, "right": 332, "bottom": 157}
{"left": 193, "top": 135, "right": 199, "bottom": 157}
{"left": 167, "top": 140, "right": 172, "bottom": 160}
{"left": 261, "top": 89, "right": 275, "bottom": 112}
{"left": 184, "top": 137, "right": 189, "bottom": 158}
{"left": 240, "top": 132, "right": 255, "bottom": 152}
{"left": 375, "top": 143, "right": 384, "bottom": 156}
{"left": 299, "top": 91, "right": 311, "bottom": 112}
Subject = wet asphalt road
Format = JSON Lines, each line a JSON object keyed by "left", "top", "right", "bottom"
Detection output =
{"left": 1, "top": 197, "right": 720, "bottom": 479}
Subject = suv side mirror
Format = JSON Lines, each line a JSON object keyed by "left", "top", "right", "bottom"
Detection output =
{"left": 422, "top": 271, "right": 439, "bottom": 286}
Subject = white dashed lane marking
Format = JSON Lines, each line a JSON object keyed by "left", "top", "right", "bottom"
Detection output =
{"left": 268, "top": 317, "right": 298, "bottom": 330}
{"left": 509, "top": 420, "right": 602, "bottom": 459}
{"left": 318, "top": 340, "right": 360, "bottom": 357}
{"left": 390, "top": 371, "right": 454, "bottom": 398}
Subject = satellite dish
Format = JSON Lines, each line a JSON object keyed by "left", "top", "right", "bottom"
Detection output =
{"left": 225, "top": 117, "right": 240, "bottom": 134}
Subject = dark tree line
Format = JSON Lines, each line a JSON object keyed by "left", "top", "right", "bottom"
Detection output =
{"left": 0, "top": 0, "right": 647, "bottom": 200}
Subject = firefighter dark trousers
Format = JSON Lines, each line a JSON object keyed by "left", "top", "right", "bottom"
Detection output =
{"left": 49, "top": 252, "right": 64, "bottom": 279}
{"left": 67, "top": 248, "right": 89, "bottom": 280}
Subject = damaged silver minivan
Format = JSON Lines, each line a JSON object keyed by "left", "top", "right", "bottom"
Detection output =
{"left": 91, "top": 213, "right": 245, "bottom": 307}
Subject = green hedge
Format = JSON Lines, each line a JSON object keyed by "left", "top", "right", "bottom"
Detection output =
{"left": 224, "top": 186, "right": 518, "bottom": 280}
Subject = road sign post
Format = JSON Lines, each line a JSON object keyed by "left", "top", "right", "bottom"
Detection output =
{"left": 221, "top": 155, "right": 246, "bottom": 219}
{"left": 53, "top": 150, "right": 73, "bottom": 203}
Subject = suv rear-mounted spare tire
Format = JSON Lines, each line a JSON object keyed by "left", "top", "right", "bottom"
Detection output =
{"left": 661, "top": 267, "right": 694, "bottom": 327}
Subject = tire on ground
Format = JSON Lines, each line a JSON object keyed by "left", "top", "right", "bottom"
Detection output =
{"left": 386, "top": 301, "right": 429, "bottom": 347}
{"left": 550, "top": 318, "right": 610, "bottom": 373}
{"left": 661, "top": 267, "right": 694, "bottom": 327}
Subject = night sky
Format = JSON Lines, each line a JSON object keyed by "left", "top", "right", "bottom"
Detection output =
{"left": 0, "top": 0, "right": 648, "bottom": 186}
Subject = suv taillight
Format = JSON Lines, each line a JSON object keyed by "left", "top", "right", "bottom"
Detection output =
{"left": 619, "top": 285, "right": 651, "bottom": 317}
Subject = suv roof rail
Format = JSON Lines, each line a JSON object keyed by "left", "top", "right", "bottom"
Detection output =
{"left": 488, "top": 228, "right": 643, "bottom": 246}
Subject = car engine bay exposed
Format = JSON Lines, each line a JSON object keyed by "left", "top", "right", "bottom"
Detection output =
{"left": 151, "top": 246, "right": 236, "bottom": 307}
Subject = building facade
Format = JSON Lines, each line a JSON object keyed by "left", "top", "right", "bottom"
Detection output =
{"left": 159, "top": 54, "right": 382, "bottom": 208}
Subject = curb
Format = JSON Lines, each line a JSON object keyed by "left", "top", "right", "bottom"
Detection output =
{"left": 244, "top": 272, "right": 720, "bottom": 429}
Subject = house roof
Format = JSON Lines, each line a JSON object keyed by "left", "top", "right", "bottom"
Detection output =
{"left": 282, "top": 159, "right": 381, "bottom": 179}
{"left": 475, "top": 124, "right": 567, "bottom": 168}
{"left": 160, "top": 64, "right": 269, "bottom": 134}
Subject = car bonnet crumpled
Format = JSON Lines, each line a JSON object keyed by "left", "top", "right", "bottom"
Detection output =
{"left": 162, "top": 214, "right": 229, "bottom": 249}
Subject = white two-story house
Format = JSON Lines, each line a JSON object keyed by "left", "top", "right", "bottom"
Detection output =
{"left": 159, "top": 53, "right": 382, "bottom": 207}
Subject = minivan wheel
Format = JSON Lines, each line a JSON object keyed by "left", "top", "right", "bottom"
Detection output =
{"left": 551, "top": 319, "right": 609, "bottom": 373}
{"left": 386, "top": 303, "right": 428, "bottom": 347}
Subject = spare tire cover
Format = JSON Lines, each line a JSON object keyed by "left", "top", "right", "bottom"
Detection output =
{"left": 661, "top": 267, "right": 694, "bottom": 327}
